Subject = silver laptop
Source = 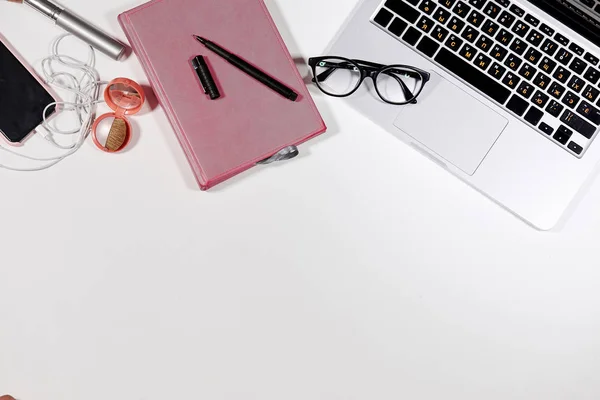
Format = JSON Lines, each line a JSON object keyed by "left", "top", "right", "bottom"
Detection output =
{"left": 326, "top": 0, "right": 600, "bottom": 229}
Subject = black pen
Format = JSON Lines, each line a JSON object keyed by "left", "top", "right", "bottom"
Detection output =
{"left": 193, "top": 35, "right": 299, "bottom": 102}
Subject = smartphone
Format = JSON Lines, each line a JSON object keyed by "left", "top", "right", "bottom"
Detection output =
{"left": 0, "top": 36, "right": 58, "bottom": 144}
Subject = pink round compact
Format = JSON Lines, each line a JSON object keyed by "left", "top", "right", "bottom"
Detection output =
{"left": 92, "top": 78, "right": 145, "bottom": 153}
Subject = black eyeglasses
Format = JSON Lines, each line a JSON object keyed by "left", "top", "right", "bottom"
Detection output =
{"left": 308, "top": 56, "right": 430, "bottom": 105}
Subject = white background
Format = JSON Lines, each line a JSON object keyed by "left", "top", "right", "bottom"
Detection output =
{"left": 1, "top": 0, "right": 600, "bottom": 399}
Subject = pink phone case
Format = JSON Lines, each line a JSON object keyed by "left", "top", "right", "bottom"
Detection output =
{"left": 119, "top": 0, "right": 327, "bottom": 190}
{"left": 0, "top": 34, "right": 60, "bottom": 146}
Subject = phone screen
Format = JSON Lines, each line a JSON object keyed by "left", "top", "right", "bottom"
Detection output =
{"left": 0, "top": 40, "right": 56, "bottom": 143}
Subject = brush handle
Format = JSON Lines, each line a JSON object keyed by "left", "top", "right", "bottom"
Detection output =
{"left": 24, "top": 0, "right": 126, "bottom": 60}
{"left": 24, "top": 0, "right": 61, "bottom": 19}
{"left": 56, "top": 9, "right": 126, "bottom": 60}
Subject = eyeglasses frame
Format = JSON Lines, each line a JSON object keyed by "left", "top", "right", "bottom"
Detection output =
{"left": 308, "top": 56, "right": 431, "bottom": 105}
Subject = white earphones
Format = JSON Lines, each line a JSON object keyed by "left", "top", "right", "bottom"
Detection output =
{"left": 0, "top": 34, "right": 105, "bottom": 171}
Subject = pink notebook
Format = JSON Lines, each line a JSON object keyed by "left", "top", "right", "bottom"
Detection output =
{"left": 118, "top": 0, "right": 326, "bottom": 190}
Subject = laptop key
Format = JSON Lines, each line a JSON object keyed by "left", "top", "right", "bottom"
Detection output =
{"left": 524, "top": 106, "right": 544, "bottom": 125}
{"left": 560, "top": 110, "right": 595, "bottom": 138}
{"left": 459, "top": 44, "right": 477, "bottom": 60}
{"left": 491, "top": 44, "right": 508, "bottom": 61}
{"left": 576, "top": 100, "right": 600, "bottom": 125}
{"left": 562, "top": 91, "right": 580, "bottom": 109}
{"left": 540, "top": 23, "right": 555, "bottom": 37}
{"left": 526, "top": 30, "right": 544, "bottom": 46}
{"left": 453, "top": 1, "right": 471, "bottom": 17}
{"left": 539, "top": 57, "right": 557, "bottom": 74}
{"left": 406, "top": 0, "right": 420, "bottom": 5}
{"left": 511, "top": 21, "right": 530, "bottom": 38}
{"left": 567, "top": 76, "right": 585, "bottom": 93}
{"left": 483, "top": 2, "right": 501, "bottom": 18}
{"left": 431, "top": 25, "right": 450, "bottom": 41}
{"left": 389, "top": 17, "right": 409, "bottom": 36}
{"left": 445, "top": 34, "right": 464, "bottom": 51}
{"left": 553, "top": 125, "right": 573, "bottom": 145}
{"left": 533, "top": 72, "right": 551, "bottom": 90}
{"left": 552, "top": 67, "right": 570, "bottom": 83}
{"left": 433, "top": 8, "right": 451, "bottom": 23}
{"left": 417, "top": 35, "right": 441, "bottom": 57}
{"left": 584, "top": 52, "right": 599, "bottom": 66}
{"left": 502, "top": 72, "right": 521, "bottom": 89}
{"left": 385, "top": 0, "right": 420, "bottom": 23}
{"left": 447, "top": 16, "right": 465, "bottom": 33}
{"left": 374, "top": 8, "right": 394, "bottom": 27}
{"left": 517, "top": 81, "right": 534, "bottom": 98}
{"left": 498, "top": 11, "right": 516, "bottom": 28}
{"left": 570, "top": 57, "right": 588, "bottom": 74}
{"left": 475, "top": 34, "right": 492, "bottom": 51}
{"left": 554, "top": 33, "right": 569, "bottom": 47}
{"left": 548, "top": 82, "right": 566, "bottom": 99}
{"left": 440, "top": 0, "right": 457, "bottom": 9}
{"left": 467, "top": 10, "right": 485, "bottom": 27}
{"left": 524, "top": 14, "right": 540, "bottom": 27}
{"left": 417, "top": 16, "right": 435, "bottom": 32}
{"left": 506, "top": 94, "right": 529, "bottom": 116}
{"left": 525, "top": 48, "right": 542, "bottom": 64}
{"left": 541, "top": 39, "right": 558, "bottom": 56}
{"left": 546, "top": 100, "right": 564, "bottom": 117}
{"left": 569, "top": 42, "right": 584, "bottom": 56}
{"left": 489, "top": 62, "right": 507, "bottom": 79}
{"left": 568, "top": 141, "right": 583, "bottom": 155}
{"left": 497, "top": 0, "right": 510, "bottom": 7}
{"left": 461, "top": 26, "right": 480, "bottom": 43}
{"left": 531, "top": 90, "right": 549, "bottom": 108}
{"left": 555, "top": 48, "right": 573, "bottom": 65}
{"left": 539, "top": 122, "right": 554, "bottom": 135}
{"left": 509, "top": 38, "right": 528, "bottom": 55}
{"left": 474, "top": 53, "right": 492, "bottom": 69}
{"left": 584, "top": 67, "right": 600, "bottom": 84}
{"left": 418, "top": 0, "right": 436, "bottom": 14}
{"left": 509, "top": 4, "right": 525, "bottom": 17}
{"left": 482, "top": 20, "right": 500, "bottom": 36}
{"left": 518, "top": 63, "right": 535, "bottom": 80}
{"left": 583, "top": 85, "right": 600, "bottom": 102}
{"left": 504, "top": 53, "right": 522, "bottom": 71}
{"left": 402, "top": 26, "right": 423, "bottom": 45}
{"left": 434, "top": 48, "right": 511, "bottom": 103}
{"left": 496, "top": 29, "right": 514, "bottom": 46}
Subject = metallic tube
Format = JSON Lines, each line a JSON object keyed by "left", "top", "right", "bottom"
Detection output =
{"left": 23, "top": 0, "right": 127, "bottom": 60}
{"left": 56, "top": 10, "right": 126, "bottom": 60}
{"left": 23, "top": 0, "right": 61, "bottom": 19}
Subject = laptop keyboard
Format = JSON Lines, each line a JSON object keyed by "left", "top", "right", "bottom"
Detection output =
{"left": 371, "top": 0, "right": 600, "bottom": 157}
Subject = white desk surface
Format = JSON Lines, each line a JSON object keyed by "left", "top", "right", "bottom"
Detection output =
{"left": 1, "top": 0, "right": 600, "bottom": 399}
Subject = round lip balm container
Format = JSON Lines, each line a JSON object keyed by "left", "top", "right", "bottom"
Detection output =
{"left": 92, "top": 78, "right": 145, "bottom": 153}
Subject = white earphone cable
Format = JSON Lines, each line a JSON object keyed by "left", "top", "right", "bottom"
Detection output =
{"left": 0, "top": 34, "right": 105, "bottom": 171}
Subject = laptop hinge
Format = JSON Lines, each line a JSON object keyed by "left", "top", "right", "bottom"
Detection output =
{"left": 526, "top": 0, "right": 600, "bottom": 46}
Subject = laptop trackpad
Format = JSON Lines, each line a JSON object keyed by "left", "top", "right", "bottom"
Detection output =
{"left": 394, "top": 72, "right": 508, "bottom": 176}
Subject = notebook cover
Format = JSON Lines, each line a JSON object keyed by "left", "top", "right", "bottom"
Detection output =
{"left": 118, "top": 0, "right": 326, "bottom": 190}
